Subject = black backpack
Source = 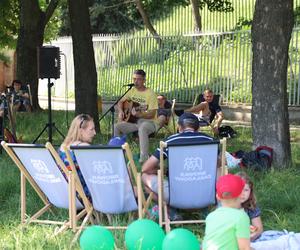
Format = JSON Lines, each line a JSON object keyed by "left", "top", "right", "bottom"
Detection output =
{"left": 218, "top": 125, "right": 237, "bottom": 138}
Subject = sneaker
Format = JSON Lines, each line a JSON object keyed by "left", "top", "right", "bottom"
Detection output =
{"left": 169, "top": 208, "right": 183, "bottom": 221}
{"left": 149, "top": 204, "right": 159, "bottom": 221}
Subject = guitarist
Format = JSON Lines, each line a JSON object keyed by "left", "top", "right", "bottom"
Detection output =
{"left": 114, "top": 69, "right": 158, "bottom": 164}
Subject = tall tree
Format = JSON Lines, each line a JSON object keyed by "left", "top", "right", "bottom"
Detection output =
{"left": 251, "top": 0, "right": 293, "bottom": 167}
{"left": 68, "top": 0, "right": 99, "bottom": 132}
{"left": 17, "top": 0, "right": 58, "bottom": 110}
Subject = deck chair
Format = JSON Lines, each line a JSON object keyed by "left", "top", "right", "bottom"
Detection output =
{"left": 157, "top": 138, "right": 227, "bottom": 232}
{"left": 156, "top": 99, "right": 177, "bottom": 135}
{"left": 67, "top": 142, "right": 152, "bottom": 239}
{"left": 0, "top": 141, "right": 92, "bottom": 233}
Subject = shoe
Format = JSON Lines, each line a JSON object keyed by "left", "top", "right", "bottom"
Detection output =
{"left": 149, "top": 204, "right": 159, "bottom": 221}
{"left": 169, "top": 208, "right": 183, "bottom": 221}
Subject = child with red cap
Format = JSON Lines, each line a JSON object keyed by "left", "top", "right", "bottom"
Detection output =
{"left": 202, "top": 174, "right": 252, "bottom": 250}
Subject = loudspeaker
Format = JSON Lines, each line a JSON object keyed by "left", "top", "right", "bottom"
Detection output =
{"left": 38, "top": 46, "right": 61, "bottom": 79}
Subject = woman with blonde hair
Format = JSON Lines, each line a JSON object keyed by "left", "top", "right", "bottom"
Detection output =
{"left": 59, "top": 114, "right": 96, "bottom": 200}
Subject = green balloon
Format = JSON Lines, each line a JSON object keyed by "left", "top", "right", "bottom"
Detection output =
{"left": 162, "top": 228, "right": 200, "bottom": 250}
{"left": 80, "top": 225, "right": 115, "bottom": 250}
{"left": 125, "top": 219, "right": 165, "bottom": 250}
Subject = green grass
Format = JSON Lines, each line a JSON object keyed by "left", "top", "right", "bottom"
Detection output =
{"left": 0, "top": 111, "right": 299, "bottom": 249}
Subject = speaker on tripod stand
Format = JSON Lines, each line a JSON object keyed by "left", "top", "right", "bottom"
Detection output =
{"left": 33, "top": 46, "right": 64, "bottom": 143}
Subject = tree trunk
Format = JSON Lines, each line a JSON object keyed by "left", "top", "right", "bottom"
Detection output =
{"left": 68, "top": 0, "right": 100, "bottom": 132}
{"left": 190, "top": 0, "right": 202, "bottom": 32}
{"left": 251, "top": 0, "right": 293, "bottom": 167}
{"left": 17, "top": 0, "right": 44, "bottom": 110}
{"left": 17, "top": 0, "right": 58, "bottom": 111}
{"left": 134, "top": 0, "right": 162, "bottom": 46}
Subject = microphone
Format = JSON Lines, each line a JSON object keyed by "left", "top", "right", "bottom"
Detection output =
{"left": 123, "top": 83, "right": 135, "bottom": 87}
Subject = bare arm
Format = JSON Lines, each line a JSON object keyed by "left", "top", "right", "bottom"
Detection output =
{"left": 214, "top": 111, "right": 224, "bottom": 128}
{"left": 185, "top": 102, "right": 206, "bottom": 113}
{"left": 237, "top": 238, "right": 251, "bottom": 250}
{"left": 250, "top": 216, "right": 263, "bottom": 241}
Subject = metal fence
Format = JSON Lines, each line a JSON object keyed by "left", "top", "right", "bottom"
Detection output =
{"left": 135, "top": 0, "right": 300, "bottom": 36}
{"left": 44, "top": 0, "right": 300, "bottom": 106}
{"left": 47, "top": 29, "right": 300, "bottom": 106}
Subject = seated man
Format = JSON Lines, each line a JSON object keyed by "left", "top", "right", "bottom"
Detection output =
{"left": 142, "top": 113, "right": 214, "bottom": 203}
{"left": 157, "top": 94, "right": 172, "bottom": 128}
{"left": 185, "top": 89, "right": 224, "bottom": 134}
{"left": 11, "top": 80, "right": 31, "bottom": 112}
{"left": 114, "top": 69, "right": 158, "bottom": 163}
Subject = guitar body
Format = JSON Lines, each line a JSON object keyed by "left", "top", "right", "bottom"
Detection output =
{"left": 122, "top": 100, "right": 140, "bottom": 123}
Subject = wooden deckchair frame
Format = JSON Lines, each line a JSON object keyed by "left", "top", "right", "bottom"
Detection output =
{"left": 1, "top": 141, "right": 91, "bottom": 234}
{"left": 157, "top": 138, "right": 227, "bottom": 232}
{"left": 67, "top": 142, "right": 153, "bottom": 242}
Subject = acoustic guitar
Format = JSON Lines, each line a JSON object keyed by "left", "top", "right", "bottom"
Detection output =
{"left": 121, "top": 100, "right": 146, "bottom": 123}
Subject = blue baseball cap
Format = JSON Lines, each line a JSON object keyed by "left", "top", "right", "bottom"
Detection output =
{"left": 178, "top": 112, "right": 200, "bottom": 129}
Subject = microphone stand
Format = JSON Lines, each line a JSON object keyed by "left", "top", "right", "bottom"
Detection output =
{"left": 99, "top": 84, "right": 134, "bottom": 137}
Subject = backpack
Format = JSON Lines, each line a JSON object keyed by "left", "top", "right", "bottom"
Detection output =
{"left": 234, "top": 146, "right": 273, "bottom": 171}
{"left": 218, "top": 125, "right": 237, "bottom": 138}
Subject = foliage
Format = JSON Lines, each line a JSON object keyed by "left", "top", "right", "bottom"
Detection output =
{"left": 0, "top": 0, "right": 19, "bottom": 48}
{"left": 0, "top": 111, "right": 299, "bottom": 248}
{"left": 200, "top": 0, "right": 233, "bottom": 12}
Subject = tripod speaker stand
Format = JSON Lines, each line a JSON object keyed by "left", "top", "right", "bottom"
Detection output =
{"left": 33, "top": 45, "right": 64, "bottom": 143}
{"left": 32, "top": 79, "right": 64, "bottom": 143}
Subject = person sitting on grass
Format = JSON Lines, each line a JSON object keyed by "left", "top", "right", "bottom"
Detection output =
{"left": 236, "top": 172, "right": 263, "bottom": 242}
{"left": 58, "top": 114, "right": 96, "bottom": 201}
{"left": 11, "top": 80, "right": 31, "bottom": 112}
{"left": 202, "top": 174, "right": 252, "bottom": 250}
{"left": 142, "top": 112, "right": 214, "bottom": 220}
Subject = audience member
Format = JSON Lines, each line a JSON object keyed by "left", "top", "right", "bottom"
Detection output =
{"left": 142, "top": 113, "right": 213, "bottom": 220}
{"left": 11, "top": 80, "right": 31, "bottom": 112}
{"left": 202, "top": 174, "right": 251, "bottom": 250}
{"left": 157, "top": 94, "right": 172, "bottom": 129}
{"left": 237, "top": 172, "right": 263, "bottom": 242}
{"left": 58, "top": 114, "right": 96, "bottom": 200}
{"left": 186, "top": 89, "right": 224, "bottom": 134}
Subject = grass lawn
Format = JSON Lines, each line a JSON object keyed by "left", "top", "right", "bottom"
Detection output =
{"left": 0, "top": 111, "right": 299, "bottom": 249}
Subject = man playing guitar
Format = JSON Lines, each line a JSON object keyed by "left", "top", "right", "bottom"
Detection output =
{"left": 114, "top": 69, "right": 158, "bottom": 163}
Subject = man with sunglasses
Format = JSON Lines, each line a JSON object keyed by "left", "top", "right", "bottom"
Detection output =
{"left": 114, "top": 69, "right": 158, "bottom": 163}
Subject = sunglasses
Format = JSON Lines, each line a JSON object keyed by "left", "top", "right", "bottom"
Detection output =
{"left": 79, "top": 114, "right": 89, "bottom": 128}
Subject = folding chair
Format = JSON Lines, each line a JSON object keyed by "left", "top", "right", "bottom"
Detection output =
{"left": 67, "top": 142, "right": 152, "bottom": 238}
{"left": 1, "top": 141, "right": 92, "bottom": 234}
{"left": 157, "top": 138, "right": 227, "bottom": 232}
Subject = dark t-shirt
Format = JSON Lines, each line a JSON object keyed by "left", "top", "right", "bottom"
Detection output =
{"left": 245, "top": 206, "right": 261, "bottom": 219}
{"left": 158, "top": 100, "right": 172, "bottom": 117}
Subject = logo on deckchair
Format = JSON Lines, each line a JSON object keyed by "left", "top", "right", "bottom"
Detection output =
{"left": 89, "top": 160, "right": 125, "bottom": 185}
{"left": 93, "top": 161, "right": 113, "bottom": 175}
{"left": 174, "top": 156, "right": 211, "bottom": 182}
{"left": 183, "top": 157, "right": 203, "bottom": 171}
{"left": 31, "top": 159, "right": 50, "bottom": 174}
{"left": 30, "top": 159, "right": 62, "bottom": 183}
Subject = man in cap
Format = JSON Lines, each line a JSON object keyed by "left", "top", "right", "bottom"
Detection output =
{"left": 141, "top": 112, "right": 213, "bottom": 220}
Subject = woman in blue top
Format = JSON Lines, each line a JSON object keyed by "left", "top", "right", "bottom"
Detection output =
{"left": 237, "top": 172, "right": 263, "bottom": 242}
{"left": 59, "top": 114, "right": 96, "bottom": 201}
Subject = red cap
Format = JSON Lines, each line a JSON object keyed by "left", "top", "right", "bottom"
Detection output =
{"left": 216, "top": 174, "right": 245, "bottom": 199}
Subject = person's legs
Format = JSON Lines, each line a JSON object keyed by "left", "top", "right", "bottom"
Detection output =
{"left": 142, "top": 173, "right": 169, "bottom": 202}
{"left": 157, "top": 115, "right": 168, "bottom": 128}
{"left": 137, "top": 120, "right": 157, "bottom": 162}
{"left": 114, "top": 121, "right": 138, "bottom": 136}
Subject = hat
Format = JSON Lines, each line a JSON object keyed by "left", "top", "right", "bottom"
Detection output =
{"left": 108, "top": 135, "right": 126, "bottom": 146}
{"left": 216, "top": 174, "right": 245, "bottom": 199}
{"left": 178, "top": 112, "right": 200, "bottom": 128}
